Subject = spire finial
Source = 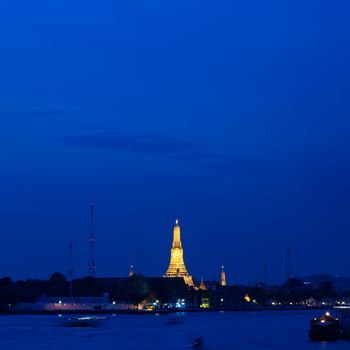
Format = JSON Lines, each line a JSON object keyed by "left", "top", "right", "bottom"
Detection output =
{"left": 175, "top": 218, "right": 179, "bottom": 225}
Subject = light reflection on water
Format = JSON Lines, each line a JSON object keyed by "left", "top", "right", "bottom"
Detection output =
{"left": 0, "top": 310, "right": 348, "bottom": 349}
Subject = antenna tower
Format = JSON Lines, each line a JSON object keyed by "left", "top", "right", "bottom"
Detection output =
{"left": 286, "top": 245, "right": 292, "bottom": 281}
{"left": 69, "top": 242, "right": 73, "bottom": 298}
{"left": 87, "top": 203, "right": 96, "bottom": 276}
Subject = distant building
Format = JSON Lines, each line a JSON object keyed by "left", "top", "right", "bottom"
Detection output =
{"left": 300, "top": 274, "right": 350, "bottom": 293}
{"left": 12, "top": 293, "right": 136, "bottom": 313}
{"left": 164, "top": 219, "right": 194, "bottom": 287}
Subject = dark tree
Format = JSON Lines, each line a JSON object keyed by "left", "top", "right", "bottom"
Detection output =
{"left": 0, "top": 277, "right": 17, "bottom": 306}
{"left": 48, "top": 272, "right": 68, "bottom": 297}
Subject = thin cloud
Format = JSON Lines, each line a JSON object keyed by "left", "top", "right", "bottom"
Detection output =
{"left": 0, "top": 109, "right": 81, "bottom": 118}
{"left": 171, "top": 151, "right": 228, "bottom": 162}
{"left": 58, "top": 130, "right": 279, "bottom": 175}
{"left": 57, "top": 130, "right": 281, "bottom": 176}
{"left": 58, "top": 130, "right": 200, "bottom": 156}
{"left": 208, "top": 159, "right": 268, "bottom": 174}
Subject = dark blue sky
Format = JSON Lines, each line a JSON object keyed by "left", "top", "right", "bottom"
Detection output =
{"left": 0, "top": 0, "right": 349, "bottom": 284}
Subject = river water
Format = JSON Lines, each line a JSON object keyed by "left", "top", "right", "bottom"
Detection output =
{"left": 0, "top": 310, "right": 348, "bottom": 349}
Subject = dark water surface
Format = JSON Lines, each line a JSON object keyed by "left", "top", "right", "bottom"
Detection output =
{"left": 0, "top": 310, "right": 348, "bottom": 349}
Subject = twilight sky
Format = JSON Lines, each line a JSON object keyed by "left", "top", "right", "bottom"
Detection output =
{"left": 0, "top": 0, "right": 349, "bottom": 284}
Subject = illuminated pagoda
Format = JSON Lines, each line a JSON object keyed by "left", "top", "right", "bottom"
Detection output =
{"left": 164, "top": 219, "right": 194, "bottom": 287}
{"left": 129, "top": 265, "right": 134, "bottom": 277}
{"left": 199, "top": 277, "right": 207, "bottom": 290}
{"left": 220, "top": 265, "right": 227, "bottom": 287}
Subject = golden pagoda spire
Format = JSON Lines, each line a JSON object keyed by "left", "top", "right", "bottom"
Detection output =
{"left": 129, "top": 265, "right": 135, "bottom": 277}
{"left": 220, "top": 265, "right": 227, "bottom": 287}
{"left": 199, "top": 276, "right": 207, "bottom": 290}
{"left": 164, "top": 219, "right": 193, "bottom": 286}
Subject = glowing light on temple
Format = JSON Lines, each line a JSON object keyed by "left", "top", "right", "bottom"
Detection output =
{"left": 221, "top": 265, "right": 227, "bottom": 287}
{"left": 164, "top": 219, "right": 194, "bottom": 286}
{"left": 199, "top": 277, "right": 207, "bottom": 290}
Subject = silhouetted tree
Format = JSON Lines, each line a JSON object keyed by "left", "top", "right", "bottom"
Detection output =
{"left": 125, "top": 274, "right": 149, "bottom": 303}
{"left": 0, "top": 277, "right": 17, "bottom": 305}
{"left": 48, "top": 272, "right": 68, "bottom": 297}
{"left": 15, "top": 279, "right": 48, "bottom": 302}
{"left": 317, "top": 281, "right": 336, "bottom": 299}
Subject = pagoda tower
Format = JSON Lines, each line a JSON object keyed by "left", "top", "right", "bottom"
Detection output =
{"left": 164, "top": 219, "right": 193, "bottom": 287}
{"left": 220, "top": 265, "right": 227, "bottom": 287}
{"left": 199, "top": 277, "right": 207, "bottom": 290}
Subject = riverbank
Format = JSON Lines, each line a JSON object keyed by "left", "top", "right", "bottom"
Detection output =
{"left": 0, "top": 305, "right": 328, "bottom": 315}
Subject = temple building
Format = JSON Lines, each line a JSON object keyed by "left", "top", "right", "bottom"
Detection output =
{"left": 164, "top": 219, "right": 194, "bottom": 287}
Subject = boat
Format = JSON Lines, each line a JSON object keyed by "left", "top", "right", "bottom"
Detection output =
{"left": 309, "top": 312, "right": 341, "bottom": 341}
{"left": 189, "top": 337, "right": 203, "bottom": 348}
{"left": 61, "top": 315, "right": 106, "bottom": 327}
{"left": 335, "top": 307, "right": 350, "bottom": 339}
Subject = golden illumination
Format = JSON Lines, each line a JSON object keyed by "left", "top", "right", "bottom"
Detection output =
{"left": 199, "top": 277, "right": 207, "bottom": 290}
{"left": 244, "top": 293, "right": 251, "bottom": 302}
{"left": 200, "top": 297, "right": 210, "bottom": 308}
{"left": 164, "top": 219, "right": 194, "bottom": 286}
{"left": 220, "top": 265, "right": 227, "bottom": 287}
